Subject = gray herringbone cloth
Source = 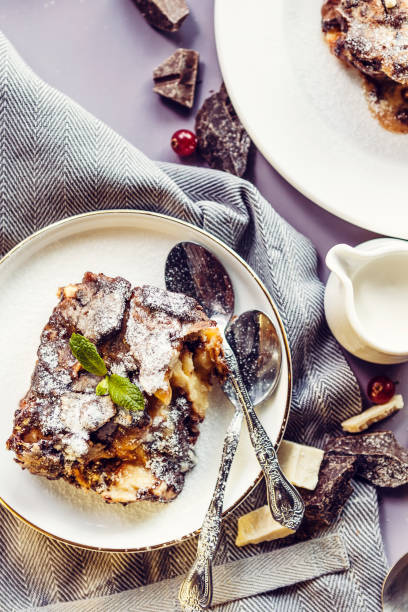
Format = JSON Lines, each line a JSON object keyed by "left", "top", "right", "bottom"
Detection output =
{"left": 0, "top": 31, "right": 388, "bottom": 612}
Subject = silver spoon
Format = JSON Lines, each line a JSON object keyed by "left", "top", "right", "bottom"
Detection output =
{"left": 382, "top": 553, "right": 408, "bottom": 611}
{"left": 227, "top": 309, "right": 282, "bottom": 404}
{"left": 177, "top": 309, "right": 282, "bottom": 611}
{"left": 165, "top": 242, "right": 305, "bottom": 609}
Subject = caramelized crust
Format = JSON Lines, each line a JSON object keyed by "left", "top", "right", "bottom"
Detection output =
{"left": 7, "top": 273, "right": 227, "bottom": 504}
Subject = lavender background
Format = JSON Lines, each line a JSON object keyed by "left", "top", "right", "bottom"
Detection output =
{"left": 1, "top": 0, "right": 407, "bottom": 567}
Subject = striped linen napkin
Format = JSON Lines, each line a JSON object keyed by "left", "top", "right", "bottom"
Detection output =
{"left": 27, "top": 535, "right": 349, "bottom": 611}
{"left": 0, "top": 31, "right": 388, "bottom": 612}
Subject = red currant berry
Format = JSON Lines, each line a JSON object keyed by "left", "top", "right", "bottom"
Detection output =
{"left": 367, "top": 376, "right": 395, "bottom": 405}
{"left": 171, "top": 129, "right": 197, "bottom": 157}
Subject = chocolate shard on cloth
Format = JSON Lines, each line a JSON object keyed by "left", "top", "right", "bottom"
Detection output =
{"left": 325, "top": 430, "right": 408, "bottom": 488}
{"left": 301, "top": 454, "right": 357, "bottom": 528}
{"left": 153, "top": 48, "right": 199, "bottom": 108}
{"left": 133, "top": 0, "right": 189, "bottom": 32}
{"left": 195, "top": 83, "right": 251, "bottom": 177}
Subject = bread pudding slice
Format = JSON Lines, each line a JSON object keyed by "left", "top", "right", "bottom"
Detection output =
{"left": 322, "top": 0, "right": 408, "bottom": 132}
{"left": 7, "top": 272, "right": 227, "bottom": 503}
{"left": 322, "top": 0, "right": 408, "bottom": 82}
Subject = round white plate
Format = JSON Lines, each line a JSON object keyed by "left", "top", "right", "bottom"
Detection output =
{"left": 0, "top": 211, "right": 291, "bottom": 552}
{"left": 215, "top": 0, "right": 408, "bottom": 238}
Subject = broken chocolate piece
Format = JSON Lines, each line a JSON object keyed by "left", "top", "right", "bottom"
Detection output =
{"left": 134, "top": 0, "right": 189, "bottom": 32}
{"left": 195, "top": 83, "right": 251, "bottom": 177}
{"left": 153, "top": 49, "right": 199, "bottom": 108}
{"left": 325, "top": 431, "right": 408, "bottom": 488}
{"left": 301, "top": 454, "right": 356, "bottom": 526}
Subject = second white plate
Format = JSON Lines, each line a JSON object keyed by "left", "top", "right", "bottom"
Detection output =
{"left": 215, "top": 0, "right": 408, "bottom": 238}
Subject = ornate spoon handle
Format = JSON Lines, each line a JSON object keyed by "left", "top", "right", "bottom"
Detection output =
{"left": 178, "top": 405, "right": 243, "bottom": 611}
{"left": 223, "top": 343, "right": 305, "bottom": 531}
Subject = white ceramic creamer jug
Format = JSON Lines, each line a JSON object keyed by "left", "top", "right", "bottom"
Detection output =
{"left": 325, "top": 238, "right": 408, "bottom": 364}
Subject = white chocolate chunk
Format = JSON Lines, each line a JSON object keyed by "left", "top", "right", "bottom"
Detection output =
{"left": 385, "top": 0, "right": 397, "bottom": 8}
{"left": 341, "top": 394, "right": 404, "bottom": 433}
{"left": 236, "top": 505, "right": 294, "bottom": 547}
{"left": 277, "top": 440, "right": 324, "bottom": 491}
{"left": 235, "top": 440, "right": 324, "bottom": 547}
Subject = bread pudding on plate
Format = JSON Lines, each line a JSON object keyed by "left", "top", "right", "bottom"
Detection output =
{"left": 322, "top": 0, "right": 408, "bottom": 132}
{"left": 7, "top": 272, "right": 227, "bottom": 504}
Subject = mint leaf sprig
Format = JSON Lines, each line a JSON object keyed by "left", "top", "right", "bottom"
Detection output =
{"left": 70, "top": 333, "right": 107, "bottom": 376}
{"left": 95, "top": 376, "right": 109, "bottom": 396}
{"left": 69, "top": 333, "right": 145, "bottom": 412}
{"left": 106, "top": 374, "right": 145, "bottom": 412}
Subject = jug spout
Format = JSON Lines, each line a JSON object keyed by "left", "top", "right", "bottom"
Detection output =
{"left": 326, "top": 244, "right": 370, "bottom": 284}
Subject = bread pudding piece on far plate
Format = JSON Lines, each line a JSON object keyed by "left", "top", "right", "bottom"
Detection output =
{"left": 321, "top": 0, "right": 408, "bottom": 132}
{"left": 7, "top": 272, "right": 227, "bottom": 504}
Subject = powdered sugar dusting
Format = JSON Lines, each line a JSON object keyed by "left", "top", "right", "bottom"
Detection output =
{"left": 34, "top": 366, "right": 72, "bottom": 396}
{"left": 125, "top": 307, "right": 181, "bottom": 394}
{"left": 345, "top": 14, "right": 408, "bottom": 82}
{"left": 63, "top": 273, "right": 131, "bottom": 342}
{"left": 33, "top": 340, "right": 76, "bottom": 396}
{"left": 59, "top": 393, "right": 115, "bottom": 432}
{"left": 40, "top": 392, "right": 116, "bottom": 460}
{"left": 329, "top": 0, "right": 408, "bottom": 69}
{"left": 139, "top": 285, "right": 201, "bottom": 321}
{"left": 124, "top": 285, "right": 207, "bottom": 395}
{"left": 317, "top": 0, "right": 408, "bottom": 138}
{"left": 77, "top": 288, "right": 128, "bottom": 341}
{"left": 144, "top": 397, "right": 196, "bottom": 492}
{"left": 38, "top": 342, "right": 59, "bottom": 369}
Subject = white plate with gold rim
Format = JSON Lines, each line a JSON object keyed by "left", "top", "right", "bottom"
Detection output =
{"left": 215, "top": 0, "right": 408, "bottom": 238}
{"left": 0, "top": 211, "right": 291, "bottom": 552}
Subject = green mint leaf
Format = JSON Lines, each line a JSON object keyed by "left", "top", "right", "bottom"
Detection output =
{"left": 95, "top": 376, "right": 109, "bottom": 396}
{"left": 107, "top": 374, "right": 145, "bottom": 412}
{"left": 69, "top": 333, "right": 107, "bottom": 377}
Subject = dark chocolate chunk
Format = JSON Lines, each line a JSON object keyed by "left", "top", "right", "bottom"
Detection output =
{"left": 325, "top": 431, "right": 408, "bottom": 488}
{"left": 134, "top": 0, "right": 189, "bottom": 32}
{"left": 302, "top": 454, "right": 357, "bottom": 527}
{"left": 195, "top": 83, "right": 251, "bottom": 177}
{"left": 153, "top": 49, "right": 199, "bottom": 108}
{"left": 396, "top": 107, "right": 408, "bottom": 125}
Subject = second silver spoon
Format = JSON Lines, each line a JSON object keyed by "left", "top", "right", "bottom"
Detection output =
{"left": 177, "top": 310, "right": 282, "bottom": 611}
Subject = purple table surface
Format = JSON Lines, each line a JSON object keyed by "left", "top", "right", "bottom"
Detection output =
{"left": 1, "top": 0, "right": 407, "bottom": 568}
